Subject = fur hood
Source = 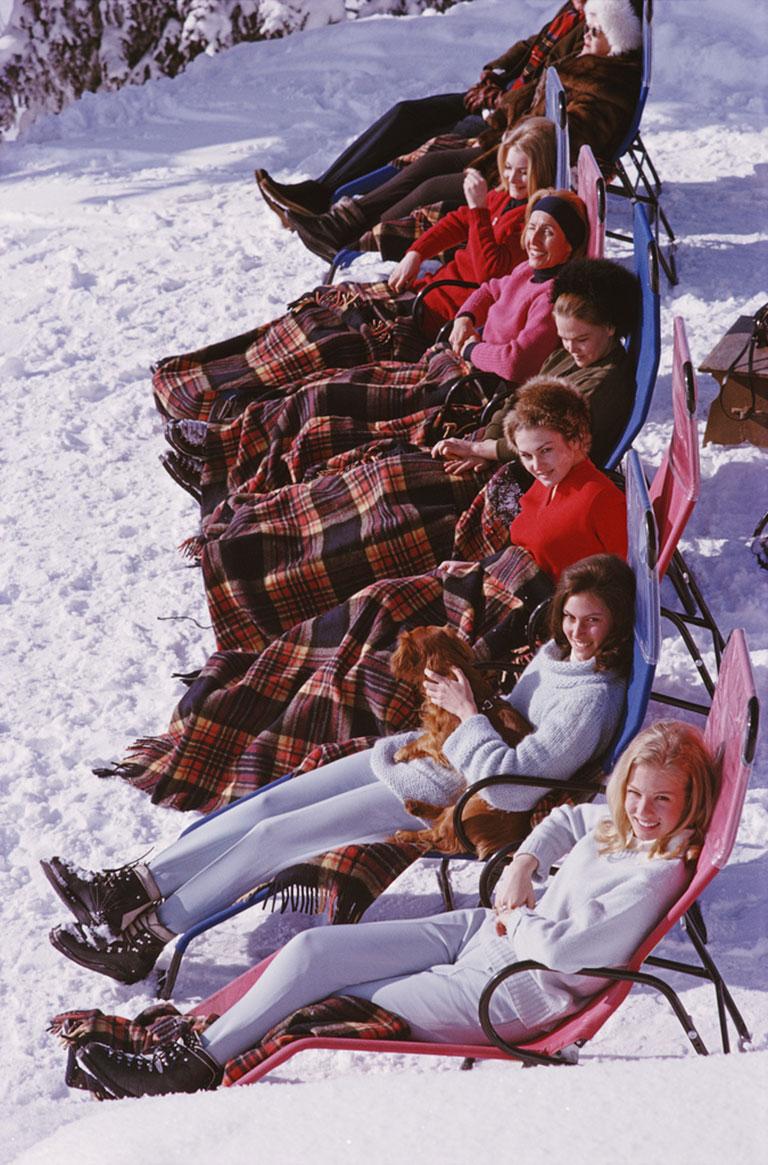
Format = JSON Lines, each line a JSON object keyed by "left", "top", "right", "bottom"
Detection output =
{"left": 584, "top": 0, "right": 642, "bottom": 55}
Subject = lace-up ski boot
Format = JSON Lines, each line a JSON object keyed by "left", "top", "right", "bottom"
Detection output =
{"left": 40, "top": 855, "right": 159, "bottom": 934}
{"left": 49, "top": 908, "right": 174, "bottom": 984}
{"left": 76, "top": 1032, "right": 223, "bottom": 1098}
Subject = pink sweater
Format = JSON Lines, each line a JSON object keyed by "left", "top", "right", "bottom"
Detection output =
{"left": 460, "top": 263, "right": 558, "bottom": 383}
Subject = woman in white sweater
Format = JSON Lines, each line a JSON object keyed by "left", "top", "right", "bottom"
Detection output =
{"left": 45, "top": 554, "right": 634, "bottom": 986}
{"left": 71, "top": 719, "right": 719, "bottom": 1097}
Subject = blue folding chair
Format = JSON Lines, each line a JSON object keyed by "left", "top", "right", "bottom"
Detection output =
{"left": 544, "top": 67, "right": 570, "bottom": 190}
{"left": 602, "top": 202, "right": 661, "bottom": 470}
{"left": 604, "top": 0, "right": 678, "bottom": 284}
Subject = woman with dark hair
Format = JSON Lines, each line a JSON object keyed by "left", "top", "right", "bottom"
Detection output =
{"left": 45, "top": 556, "right": 634, "bottom": 987}
{"left": 82, "top": 380, "right": 627, "bottom": 814}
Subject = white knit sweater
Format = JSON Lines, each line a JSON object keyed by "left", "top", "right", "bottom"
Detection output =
{"left": 478, "top": 802, "right": 693, "bottom": 1029}
{"left": 371, "top": 640, "right": 626, "bottom": 811}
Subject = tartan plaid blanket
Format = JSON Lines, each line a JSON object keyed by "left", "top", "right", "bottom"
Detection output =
{"left": 108, "top": 544, "right": 543, "bottom": 812}
{"left": 202, "top": 443, "right": 486, "bottom": 652}
{"left": 356, "top": 201, "right": 454, "bottom": 262}
{"left": 51, "top": 995, "right": 410, "bottom": 1096}
{"left": 152, "top": 281, "right": 426, "bottom": 423}
{"left": 199, "top": 344, "right": 475, "bottom": 501}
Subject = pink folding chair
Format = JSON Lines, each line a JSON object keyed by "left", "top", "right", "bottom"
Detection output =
{"left": 645, "top": 316, "right": 725, "bottom": 714}
{"left": 575, "top": 145, "right": 606, "bottom": 260}
{"left": 187, "top": 630, "right": 758, "bottom": 1079}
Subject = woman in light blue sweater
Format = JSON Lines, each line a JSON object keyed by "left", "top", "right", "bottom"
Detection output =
{"left": 45, "top": 555, "right": 634, "bottom": 986}
{"left": 72, "top": 718, "right": 719, "bottom": 1097}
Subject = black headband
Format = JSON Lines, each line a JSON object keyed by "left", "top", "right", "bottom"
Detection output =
{"left": 531, "top": 195, "right": 588, "bottom": 250}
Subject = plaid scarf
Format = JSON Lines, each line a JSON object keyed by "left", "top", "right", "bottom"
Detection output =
{"left": 51, "top": 996, "right": 409, "bottom": 1097}
{"left": 510, "top": 3, "right": 583, "bottom": 92}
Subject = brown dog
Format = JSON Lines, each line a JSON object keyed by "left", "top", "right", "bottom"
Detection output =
{"left": 388, "top": 625, "right": 533, "bottom": 857}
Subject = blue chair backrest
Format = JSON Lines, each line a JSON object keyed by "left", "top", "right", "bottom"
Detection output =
{"left": 545, "top": 67, "right": 570, "bottom": 188}
{"left": 611, "top": 0, "right": 652, "bottom": 162}
{"left": 607, "top": 449, "right": 660, "bottom": 766}
{"left": 603, "top": 201, "right": 661, "bottom": 470}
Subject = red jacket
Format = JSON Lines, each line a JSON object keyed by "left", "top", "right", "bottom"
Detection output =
{"left": 509, "top": 458, "right": 627, "bottom": 580}
{"left": 410, "top": 191, "right": 527, "bottom": 323}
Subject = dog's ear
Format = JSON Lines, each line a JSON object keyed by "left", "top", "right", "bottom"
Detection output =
{"left": 391, "top": 628, "right": 425, "bottom": 682}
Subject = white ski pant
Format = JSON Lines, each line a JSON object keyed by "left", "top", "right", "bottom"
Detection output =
{"left": 150, "top": 750, "right": 424, "bottom": 935}
{"left": 199, "top": 908, "right": 532, "bottom": 1064}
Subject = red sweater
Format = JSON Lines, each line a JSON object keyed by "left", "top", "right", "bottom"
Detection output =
{"left": 459, "top": 263, "right": 559, "bottom": 383}
{"left": 410, "top": 192, "right": 527, "bottom": 322}
{"left": 509, "top": 459, "right": 627, "bottom": 580}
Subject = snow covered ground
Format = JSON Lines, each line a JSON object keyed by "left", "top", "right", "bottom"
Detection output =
{"left": 0, "top": 1, "right": 766, "bottom": 1160}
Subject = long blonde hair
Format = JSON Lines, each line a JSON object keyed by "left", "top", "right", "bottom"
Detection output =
{"left": 596, "top": 721, "right": 720, "bottom": 862}
{"left": 497, "top": 117, "right": 557, "bottom": 199}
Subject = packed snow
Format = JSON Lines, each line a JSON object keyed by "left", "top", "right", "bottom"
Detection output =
{"left": 0, "top": 1, "right": 766, "bottom": 1161}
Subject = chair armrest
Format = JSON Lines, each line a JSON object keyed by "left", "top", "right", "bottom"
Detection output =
{"left": 412, "top": 278, "right": 479, "bottom": 330}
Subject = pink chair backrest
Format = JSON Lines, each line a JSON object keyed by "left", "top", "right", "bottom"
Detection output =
{"left": 576, "top": 146, "right": 606, "bottom": 259}
{"left": 521, "top": 629, "right": 758, "bottom": 1055}
{"left": 649, "top": 316, "right": 701, "bottom": 577}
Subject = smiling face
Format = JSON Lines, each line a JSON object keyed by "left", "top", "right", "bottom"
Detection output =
{"left": 624, "top": 763, "right": 689, "bottom": 843}
{"left": 554, "top": 308, "right": 616, "bottom": 367}
{"left": 502, "top": 145, "right": 530, "bottom": 201}
{"left": 514, "top": 425, "right": 585, "bottom": 488}
{"left": 561, "top": 590, "right": 614, "bottom": 662}
{"left": 524, "top": 210, "right": 573, "bottom": 270}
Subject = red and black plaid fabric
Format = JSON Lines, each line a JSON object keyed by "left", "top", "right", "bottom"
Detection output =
{"left": 356, "top": 201, "right": 454, "bottom": 261}
{"left": 202, "top": 444, "right": 486, "bottom": 652}
{"left": 200, "top": 344, "right": 475, "bottom": 499}
{"left": 152, "top": 282, "right": 426, "bottom": 423}
{"left": 510, "top": 2, "right": 583, "bottom": 91}
{"left": 51, "top": 995, "right": 409, "bottom": 1097}
{"left": 222, "top": 993, "right": 411, "bottom": 1085}
{"left": 110, "top": 545, "right": 541, "bottom": 812}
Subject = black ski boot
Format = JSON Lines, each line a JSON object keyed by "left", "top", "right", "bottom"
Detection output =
{"left": 76, "top": 1032, "right": 223, "bottom": 1098}
{"left": 40, "top": 855, "right": 158, "bottom": 934}
{"left": 49, "top": 909, "right": 172, "bottom": 984}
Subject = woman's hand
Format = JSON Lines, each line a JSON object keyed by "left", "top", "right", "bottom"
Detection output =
{"left": 388, "top": 250, "right": 422, "bottom": 293}
{"left": 423, "top": 666, "right": 478, "bottom": 722}
{"left": 493, "top": 853, "right": 539, "bottom": 913}
{"left": 433, "top": 436, "right": 496, "bottom": 476}
{"left": 463, "top": 168, "right": 488, "bottom": 210}
{"left": 449, "top": 315, "right": 479, "bottom": 356}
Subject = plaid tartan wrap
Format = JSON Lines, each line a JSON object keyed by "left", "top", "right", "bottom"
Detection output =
{"left": 202, "top": 445, "right": 486, "bottom": 652}
{"left": 199, "top": 344, "right": 475, "bottom": 501}
{"left": 51, "top": 995, "right": 410, "bottom": 1096}
{"left": 152, "top": 281, "right": 426, "bottom": 423}
{"left": 356, "top": 201, "right": 454, "bottom": 262}
{"left": 110, "top": 544, "right": 541, "bottom": 812}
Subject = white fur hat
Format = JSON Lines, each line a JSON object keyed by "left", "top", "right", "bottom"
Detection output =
{"left": 584, "top": 0, "right": 643, "bottom": 55}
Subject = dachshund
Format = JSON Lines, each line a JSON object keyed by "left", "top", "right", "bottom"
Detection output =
{"left": 388, "top": 625, "right": 533, "bottom": 858}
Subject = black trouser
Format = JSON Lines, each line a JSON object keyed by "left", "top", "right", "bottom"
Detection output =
{"left": 354, "top": 144, "right": 486, "bottom": 224}
{"left": 318, "top": 93, "right": 482, "bottom": 193}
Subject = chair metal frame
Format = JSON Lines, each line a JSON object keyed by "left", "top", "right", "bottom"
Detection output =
{"left": 603, "top": 0, "right": 678, "bottom": 285}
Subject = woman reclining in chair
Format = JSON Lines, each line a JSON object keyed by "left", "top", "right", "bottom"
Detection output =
{"left": 267, "top": 0, "right": 641, "bottom": 263}
{"left": 45, "top": 554, "right": 634, "bottom": 987}
{"left": 55, "top": 719, "right": 718, "bottom": 1097}
{"left": 154, "top": 179, "right": 583, "bottom": 437}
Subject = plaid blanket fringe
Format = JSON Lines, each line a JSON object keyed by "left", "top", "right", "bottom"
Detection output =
{"left": 152, "top": 281, "right": 426, "bottom": 423}
{"left": 51, "top": 995, "right": 410, "bottom": 1096}
{"left": 112, "top": 545, "right": 541, "bottom": 812}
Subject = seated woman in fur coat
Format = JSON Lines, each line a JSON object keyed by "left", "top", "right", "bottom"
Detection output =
{"left": 273, "top": 0, "right": 642, "bottom": 264}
